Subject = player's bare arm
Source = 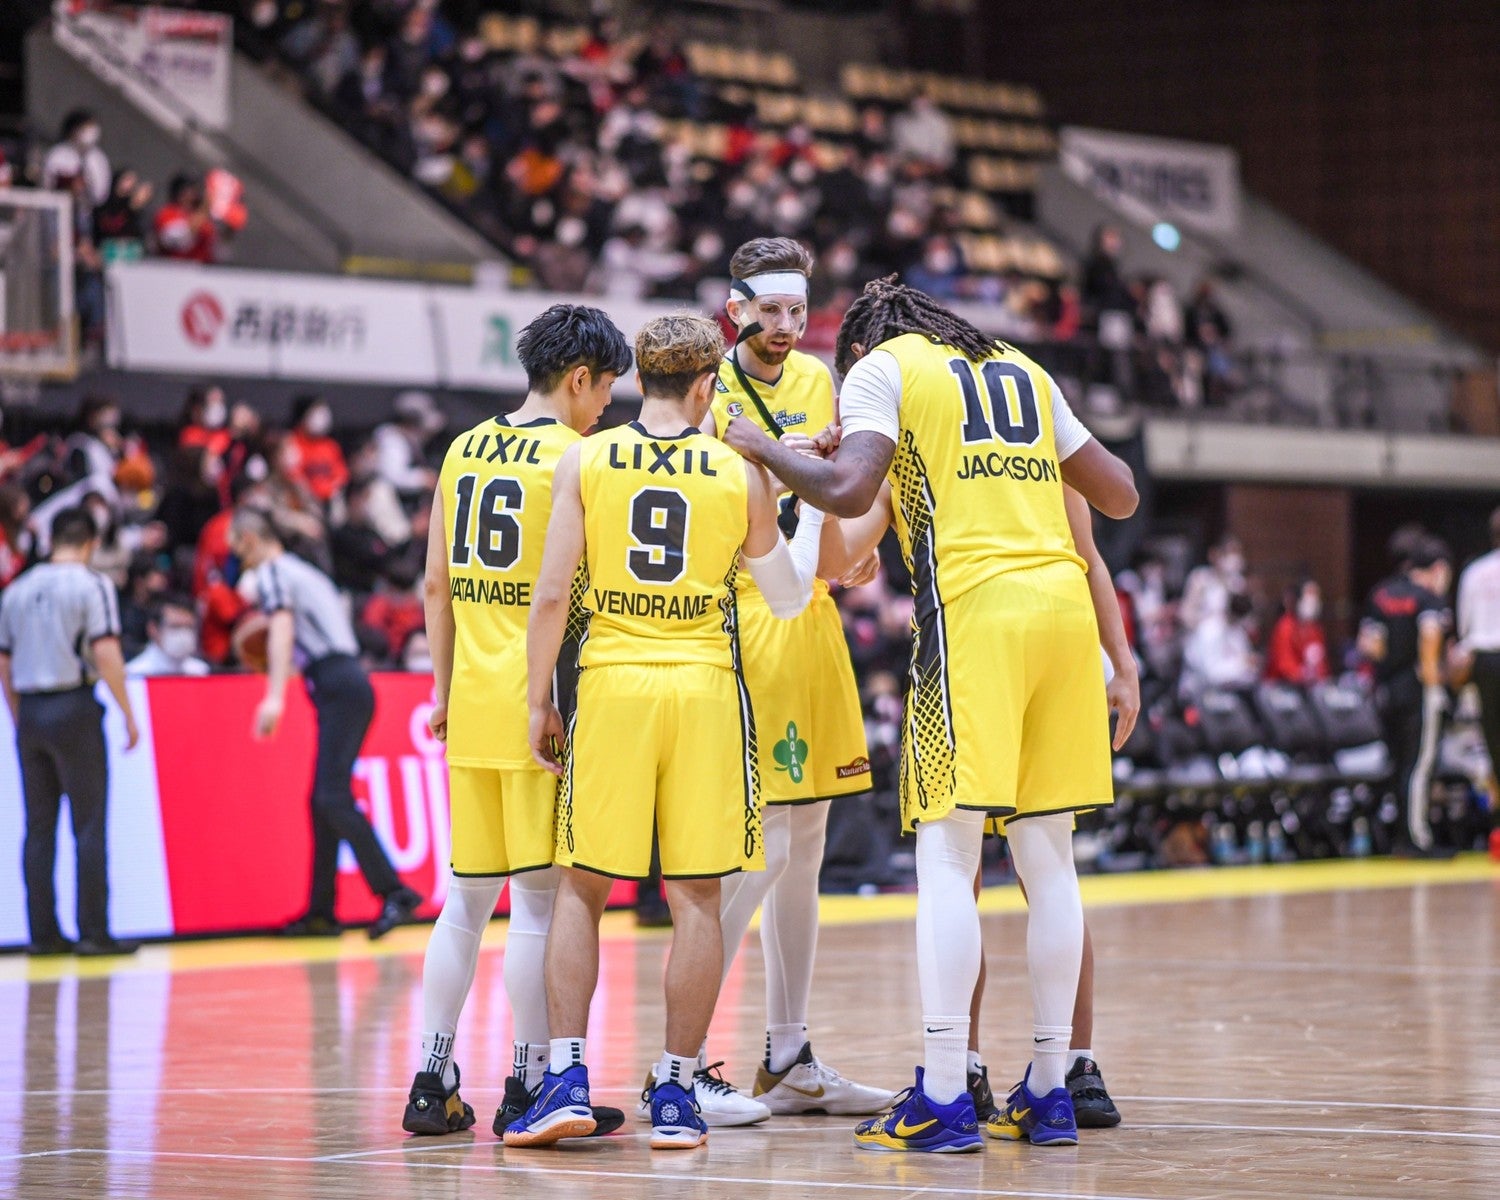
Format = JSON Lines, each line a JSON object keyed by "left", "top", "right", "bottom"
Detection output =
{"left": 724, "top": 419, "right": 894, "bottom": 519}
{"left": 526, "top": 442, "right": 585, "bottom": 775}
{"left": 421, "top": 485, "right": 455, "bottom": 742}
{"left": 817, "top": 482, "right": 895, "bottom": 581}
{"left": 1059, "top": 439, "right": 1139, "bottom": 520}
{"left": 255, "top": 609, "right": 296, "bottom": 739}
{"left": 1065, "top": 486, "right": 1139, "bottom": 749}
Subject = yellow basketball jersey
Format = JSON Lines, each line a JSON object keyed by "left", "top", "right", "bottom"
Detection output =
{"left": 881, "top": 332, "right": 1083, "bottom": 611}
{"left": 577, "top": 421, "right": 749, "bottom": 670}
{"left": 440, "top": 415, "right": 579, "bottom": 768}
{"left": 711, "top": 348, "right": 836, "bottom": 606}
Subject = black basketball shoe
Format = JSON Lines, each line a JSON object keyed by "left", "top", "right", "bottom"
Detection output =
{"left": 1066, "top": 1057, "right": 1121, "bottom": 1128}
{"left": 403, "top": 1065, "right": 476, "bottom": 1135}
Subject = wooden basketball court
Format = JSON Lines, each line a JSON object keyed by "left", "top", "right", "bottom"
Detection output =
{"left": 2, "top": 856, "right": 1497, "bottom": 1199}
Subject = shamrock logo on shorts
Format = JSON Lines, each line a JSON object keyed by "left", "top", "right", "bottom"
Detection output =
{"left": 773, "top": 721, "right": 808, "bottom": 785}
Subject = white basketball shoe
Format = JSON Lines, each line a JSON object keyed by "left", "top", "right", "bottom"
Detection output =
{"left": 752, "top": 1043, "right": 895, "bottom": 1115}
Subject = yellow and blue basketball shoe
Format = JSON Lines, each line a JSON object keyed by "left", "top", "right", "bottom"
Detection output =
{"left": 501, "top": 1064, "right": 597, "bottom": 1147}
{"left": 986, "top": 1066, "right": 1078, "bottom": 1146}
{"left": 853, "top": 1068, "right": 983, "bottom": 1153}
{"left": 648, "top": 1079, "right": 709, "bottom": 1149}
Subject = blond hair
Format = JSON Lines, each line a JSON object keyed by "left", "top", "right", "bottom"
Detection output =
{"left": 634, "top": 312, "right": 725, "bottom": 398}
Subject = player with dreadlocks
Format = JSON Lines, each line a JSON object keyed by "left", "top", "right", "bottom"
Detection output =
{"left": 725, "top": 276, "right": 1137, "bottom": 1152}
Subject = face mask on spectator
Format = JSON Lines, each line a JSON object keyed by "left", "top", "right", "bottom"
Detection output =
{"left": 203, "top": 398, "right": 227, "bottom": 429}
{"left": 78, "top": 124, "right": 101, "bottom": 149}
{"left": 159, "top": 627, "right": 198, "bottom": 662}
{"left": 1296, "top": 595, "right": 1321, "bottom": 622}
{"left": 1218, "top": 551, "right": 1245, "bottom": 577}
{"left": 421, "top": 70, "right": 449, "bottom": 99}
{"left": 555, "top": 216, "right": 587, "bottom": 247}
{"left": 925, "top": 247, "right": 957, "bottom": 274}
{"left": 304, "top": 408, "right": 332, "bottom": 436}
{"left": 826, "top": 244, "right": 858, "bottom": 278}
{"left": 251, "top": 0, "right": 278, "bottom": 28}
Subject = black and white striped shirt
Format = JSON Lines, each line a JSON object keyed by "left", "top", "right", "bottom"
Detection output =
{"left": 0, "top": 563, "right": 121, "bottom": 692}
{"left": 256, "top": 552, "right": 359, "bottom": 665}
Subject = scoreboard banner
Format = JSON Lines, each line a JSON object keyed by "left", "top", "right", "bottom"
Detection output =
{"left": 0, "top": 674, "right": 632, "bottom": 947}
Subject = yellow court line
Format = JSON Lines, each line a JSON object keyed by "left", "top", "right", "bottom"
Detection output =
{"left": 5, "top": 855, "right": 1495, "bottom": 984}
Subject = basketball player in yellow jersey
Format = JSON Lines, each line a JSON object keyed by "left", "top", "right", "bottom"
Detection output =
{"left": 403, "top": 304, "right": 632, "bottom": 1141}
{"left": 725, "top": 278, "right": 1138, "bottom": 1152}
{"left": 509, "top": 313, "right": 822, "bottom": 1151}
{"left": 662, "top": 237, "right": 887, "bottom": 1124}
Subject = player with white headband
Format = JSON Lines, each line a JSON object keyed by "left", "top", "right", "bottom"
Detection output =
{"left": 631, "top": 237, "right": 894, "bottom": 1127}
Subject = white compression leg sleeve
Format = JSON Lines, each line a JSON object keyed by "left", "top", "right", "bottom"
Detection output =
{"left": 719, "top": 805, "right": 793, "bottom": 986}
{"left": 1006, "top": 814, "right": 1083, "bottom": 1095}
{"left": 504, "top": 867, "right": 559, "bottom": 1048}
{"left": 914, "top": 807, "right": 987, "bottom": 1104}
{"left": 420, "top": 874, "right": 503, "bottom": 1085}
{"left": 761, "top": 800, "right": 829, "bottom": 1068}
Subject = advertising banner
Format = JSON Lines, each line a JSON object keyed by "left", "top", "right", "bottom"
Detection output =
{"left": 0, "top": 674, "right": 632, "bottom": 946}
{"left": 1060, "top": 126, "right": 1242, "bottom": 236}
{"left": 53, "top": 1, "right": 232, "bottom": 133}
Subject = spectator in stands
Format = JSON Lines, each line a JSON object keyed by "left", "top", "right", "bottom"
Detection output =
{"left": 399, "top": 628, "right": 433, "bottom": 674}
{"left": 1181, "top": 534, "right": 1248, "bottom": 631}
{"left": 32, "top": 397, "right": 124, "bottom": 546}
{"left": 371, "top": 391, "right": 442, "bottom": 503}
{"left": 1265, "top": 580, "right": 1330, "bottom": 685}
{"left": 330, "top": 476, "right": 409, "bottom": 596}
{"left": 157, "top": 445, "right": 223, "bottom": 551}
{"left": 43, "top": 109, "right": 111, "bottom": 208}
{"left": 154, "top": 174, "right": 218, "bottom": 263}
{"left": 1455, "top": 507, "right": 1500, "bottom": 861}
{"left": 127, "top": 593, "right": 209, "bottom": 678}
{"left": 119, "top": 553, "right": 172, "bottom": 660}
{"left": 359, "top": 558, "right": 424, "bottom": 663}
{"left": 890, "top": 89, "right": 955, "bottom": 174}
{"left": 284, "top": 395, "right": 349, "bottom": 508}
{"left": 178, "top": 384, "right": 232, "bottom": 458}
{"left": 904, "top": 235, "right": 966, "bottom": 300}
{"left": 1182, "top": 591, "right": 1261, "bottom": 695}
{"left": 0, "top": 484, "right": 31, "bottom": 589}
{"left": 92, "top": 168, "right": 152, "bottom": 262}
{"left": 1185, "top": 279, "right": 1236, "bottom": 402}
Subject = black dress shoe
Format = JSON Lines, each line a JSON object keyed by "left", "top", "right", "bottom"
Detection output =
{"left": 283, "top": 914, "right": 342, "bottom": 937}
{"left": 75, "top": 937, "right": 141, "bottom": 957}
{"left": 27, "top": 937, "right": 77, "bottom": 957}
{"left": 369, "top": 886, "right": 423, "bottom": 941}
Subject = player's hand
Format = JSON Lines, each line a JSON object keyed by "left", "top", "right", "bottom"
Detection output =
{"left": 254, "top": 694, "right": 285, "bottom": 740}
{"left": 840, "top": 550, "right": 882, "bottom": 588}
{"left": 1107, "top": 661, "right": 1141, "bottom": 752}
{"left": 529, "top": 702, "right": 565, "bottom": 776}
{"left": 812, "top": 422, "right": 842, "bottom": 457}
{"left": 723, "top": 416, "right": 776, "bottom": 464}
{"left": 428, "top": 702, "right": 448, "bottom": 743}
{"left": 779, "top": 432, "right": 823, "bottom": 460}
{"left": 122, "top": 711, "right": 140, "bottom": 752}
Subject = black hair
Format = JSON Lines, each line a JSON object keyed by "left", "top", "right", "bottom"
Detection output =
{"left": 148, "top": 592, "right": 196, "bottom": 627}
{"left": 516, "top": 303, "right": 632, "bottom": 394}
{"left": 51, "top": 506, "right": 98, "bottom": 550}
{"left": 168, "top": 172, "right": 200, "bottom": 203}
{"left": 290, "top": 393, "right": 324, "bottom": 427}
{"left": 61, "top": 109, "right": 96, "bottom": 139}
{"left": 835, "top": 276, "right": 999, "bottom": 377}
{"left": 74, "top": 393, "right": 119, "bottom": 433}
{"left": 1408, "top": 536, "right": 1451, "bottom": 572}
{"left": 180, "top": 383, "right": 220, "bottom": 425}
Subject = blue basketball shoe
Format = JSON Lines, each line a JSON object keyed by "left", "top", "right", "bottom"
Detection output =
{"left": 853, "top": 1068, "right": 983, "bottom": 1153}
{"left": 648, "top": 1079, "right": 709, "bottom": 1149}
{"left": 986, "top": 1066, "right": 1078, "bottom": 1146}
{"left": 501, "top": 1064, "right": 597, "bottom": 1147}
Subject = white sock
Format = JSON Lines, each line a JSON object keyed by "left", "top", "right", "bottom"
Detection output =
{"left": 914, "top": 808, "right": 986, "bottom": 1105}
{"left": 1007, "top": 814, "right": 1083, "bottom": 1097}
{"left": 657, "top": 1050, "right": 696, "bottom": 1089}
{"left": 549, "top": 1037, "right": 586, "bottom": 1074}
{"left": 966, "top": 1049, "right": 984, "bottom": 1076}
{"left": 504, "top": 869, "right": 558, "bottom": 1048}
{"left": 419, "top": 875, "right": 502, "bottom": 1088}
{"left": 513, "top": 1041, "right": 549, "bottom": 1090}
{"left": 1071, "top": 1048, "right": 1094, "bottom": 1069}
{"left": 766, "top": 1023, "right": 808, "bottom": 1073}
{"left": 420, "top": 1031, "right": 456, "bottom": 1088}
{"left": 762, "top": 802, "right": 827, "bottom": 1045}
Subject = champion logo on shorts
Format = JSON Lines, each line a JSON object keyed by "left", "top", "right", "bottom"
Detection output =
{"left": 835, "top": 756, "right": 872, "bottom": 779}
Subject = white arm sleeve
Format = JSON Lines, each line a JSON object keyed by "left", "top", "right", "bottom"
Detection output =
{"left": 1046, "top": 371, "right": 1092, "bottom": 461}
{"left": 787, "top": 506, "right": 825, "bottom": 589}
{"left": 744, "top": 536, "right": 813, "bottom": 619}
{"left": 837, "top": 351, "right": 903, "bottom": 443}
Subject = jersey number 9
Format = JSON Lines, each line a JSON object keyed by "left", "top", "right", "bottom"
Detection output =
{"left": 450, "top": 474, "right": 523, "bottom": 570}
{"left": 627, "top": 488, "right": 688, "bottom": 585}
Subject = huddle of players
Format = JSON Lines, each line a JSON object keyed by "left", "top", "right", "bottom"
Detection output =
{"left": 402, "top": 237, "right": 1139, "bottom": 1155}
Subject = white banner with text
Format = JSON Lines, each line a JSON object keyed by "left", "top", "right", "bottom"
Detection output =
{"left": 1059, "top": 126, "right": 1242, "bottom": 236}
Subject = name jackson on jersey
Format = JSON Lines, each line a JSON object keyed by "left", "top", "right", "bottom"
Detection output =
{"left": 956, "top": 451, "right": 1060, "bottom": 482}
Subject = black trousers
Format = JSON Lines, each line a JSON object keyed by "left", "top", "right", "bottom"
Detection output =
{"left": 1380, "top": 676, "right": 1438, "bottom": 849}
{"left": 16, "top": 687, "right": 110, "bottom": 943}
{"left": 1473, "top": 652, "right": 1500, "bottom": 829}
{"left": 303, "top": 655, "right": 400, "bottom": 917}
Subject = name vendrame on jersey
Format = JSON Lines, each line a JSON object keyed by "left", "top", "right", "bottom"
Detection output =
{"left": 593, "top": 439, "right": 717, "bottom": 621}
{"left": 447, "top": 427, "right": 545, "bottom": 609}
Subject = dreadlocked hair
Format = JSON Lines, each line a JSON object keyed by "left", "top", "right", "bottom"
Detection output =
{"left": 835, "top": 275, "right": 1001, "bottom": 377}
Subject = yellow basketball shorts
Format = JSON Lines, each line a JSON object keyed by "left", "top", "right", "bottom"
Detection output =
{"left": 449, "top": 766, "right": 557, "bottom": 877}
{"left": 739, "top": 590, "right": 872, "bottom": 804}
{"left": 556, "top": 662, "right": 764, "bottom": 880}
{"left": 900, "top": 561, "right": 1114, "bottom": 832}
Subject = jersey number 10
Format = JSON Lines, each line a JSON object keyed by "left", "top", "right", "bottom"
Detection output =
{"left": 950, "top": 358, "right": 1042, "bottom": 448}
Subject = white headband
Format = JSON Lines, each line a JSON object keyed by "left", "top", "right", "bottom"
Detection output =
{"left": 729, "top": 271, "right": 809, "bottom": 303}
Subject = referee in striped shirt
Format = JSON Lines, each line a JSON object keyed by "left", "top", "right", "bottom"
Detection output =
{"left": 0, "top": 506, "right": 140, "bottom": 956}
{"left": 230, "top": 508, "right": 422, "bottom": 939}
